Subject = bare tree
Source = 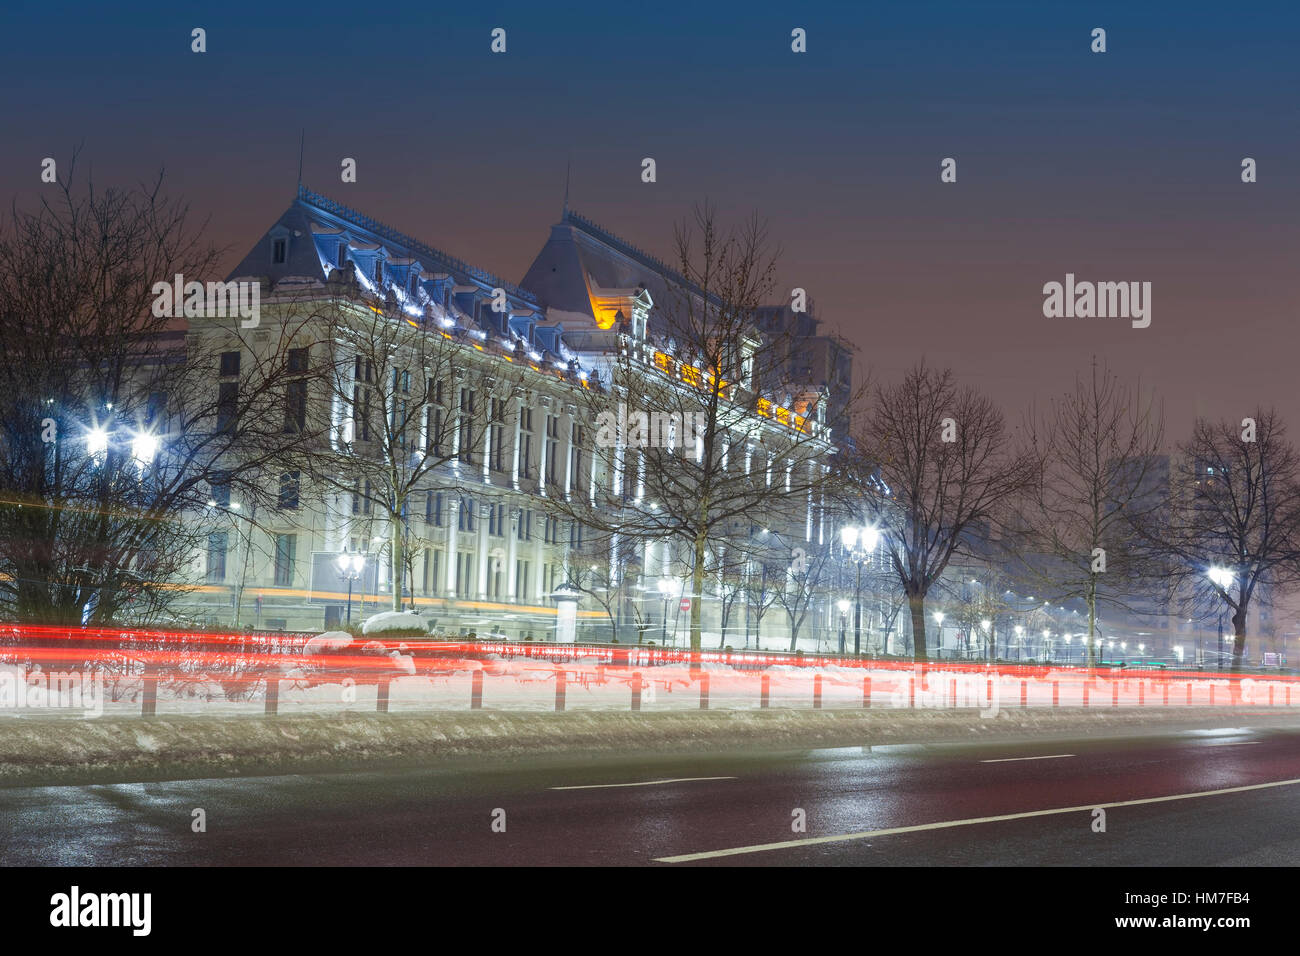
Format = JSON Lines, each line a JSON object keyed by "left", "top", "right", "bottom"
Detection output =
{"left": 855, "top": 362, "right": 1036, "bottom": 664}
{"left": 1149, "top": 409, "right": 1300, "bottom": 672}
{"left": 1019, "top": 361, "right": 1165, "bottom": 668}
{"left": 550, "top": 203, "right": 845, "bottom": 663}
{"left": 0, "top": 162, "right": 316, "bottom": 625}
{"left": 302, "top": 279, "right": 529, "bottom": 610}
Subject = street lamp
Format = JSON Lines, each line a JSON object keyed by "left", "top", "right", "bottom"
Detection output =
{"left": 836, "top": 599, "right": 851, "bottom": 654}
{"left": 980, "top": 619, "right": 991, "bottom": 662}
{"left": 933, "top": 611, "right": 945, "bottom": 658}
{"left": 337, "top": 551, "right": 366, "bottom": 625}
{"left": 840, "top": 524, "right": 880, "bottom": 656}
{"left": 1207, "top": 566, "right": 1235, "bottom": 669}
{"left": 1014, "top": 625, "right": 1024, "bottom": 661}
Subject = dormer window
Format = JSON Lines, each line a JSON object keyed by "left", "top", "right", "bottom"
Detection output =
{"left": 272, "top": 238, "right": 287, "bottom": 264}
{"left": 337, "top": 242, "right": 348, "bottom": 267}
{"left": 374, "top": 260, "right": 383, "bottom": 285}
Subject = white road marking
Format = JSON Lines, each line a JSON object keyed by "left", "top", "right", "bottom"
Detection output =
{"left": 980, "top": 754, "right": 1075, "bottom": 763}
{"left": 1211, "top": 741, "right": 1261, "bottom": 746}
{"left": 654, "top": 776, "right": 1300, "bottom": 863}
{"left": 551, "top": 776, "right": 737, "bottom": 791}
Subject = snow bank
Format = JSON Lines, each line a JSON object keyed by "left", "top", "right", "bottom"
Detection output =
{"left": 362, "top": 611, "right": 427, "bottom": 635}
{"left": 303, "top": 632, "right": 354, "bottom": 655}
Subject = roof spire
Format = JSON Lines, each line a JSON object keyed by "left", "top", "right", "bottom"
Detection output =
{"left": 296, "top": 128, "right": 305, "bottom": 197}
{"left": 562, "top": 154, "right": 571, "bottom": 219}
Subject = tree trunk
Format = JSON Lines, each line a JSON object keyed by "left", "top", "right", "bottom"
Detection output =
{"left": 690, "top": 528, "right": 706, "bottom": 668}
{"left": 908, "top": 593, "right": 929, "bottom": 663}
{"left": 390, "top": 513, "right": 404, "bottom": 611}
{"left": 1086, "top": 574, "right": 1098, "bottom": 673}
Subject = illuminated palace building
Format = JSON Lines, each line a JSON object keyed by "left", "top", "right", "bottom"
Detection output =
{"left": 180, "top": 187, "right": 850, "bottom": 642}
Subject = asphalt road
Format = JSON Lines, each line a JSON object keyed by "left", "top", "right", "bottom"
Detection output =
{"left": 3, "top": 724, "right": 1300, "bottom": 866}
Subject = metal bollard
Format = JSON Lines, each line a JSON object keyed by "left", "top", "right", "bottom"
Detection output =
{"left": 813, "top": 673, "right": 822, "bottom": 710}
{"left": 1112, "top": 682, "right": 1119, "bottom": 708}
{"left": 555, "top": 667, "right": 566, "bottom": 712}
{"left": 1139, "top": 682, "right": 1144, "bottom": 706}
{"left": 376, "top": 679, "right": 390, "bottom": 713}
{"left": 265, "top": 677, "right": 279, "bottom": 715}
{"left": 141, "top": 668, "right": 158, "bottom": 717}
{"left": 1187, "top": 682, "right": 1193, "bottom": 706}
{"left": 1052, "top": 681, "right": 1059, "bottom": 708}
{"left": 471, "top": 669, "right": 483, "bottom": 710}
{"left": 631, "top": 672, "right": 642, "bottom": 712}
{"left": 699, "top": 672, "right": 709, "bottom": 710}
{"left": 1083, "top": 681, "right": 1090, "bottom": 708}
{"left": 761, "top": 673, "right": 771, "bottom": 709}
{"left": 1020, "top": 680, "right": 1027, "bottom": 709}
{"left": 950, "top": 678, "right": 957, "bottom": 708}
{"left": 862, "top": 675, "right": 871, "bottom": 709}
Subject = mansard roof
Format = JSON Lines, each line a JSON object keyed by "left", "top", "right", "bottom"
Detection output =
{"left": 520, "top": 209, "right": 716, "bottom": 338}
{"left": 226, "top": 187, "right": 594, "bottom": 379}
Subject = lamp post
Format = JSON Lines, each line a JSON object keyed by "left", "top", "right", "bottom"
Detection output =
{"left": 1207, "top": 566, "right": 1235, "bottom": 670}
{"left": 337, "top": 551, "right": 366, "bottom": 625}
{"left": 933, "top": 611, "right": 945, "bottom": 659}
{"left": 658, "top": 577, "right": 674, "bottom": 646}
{"left": 836, "top": 599, "right": 850, "bottom": 654}
{"left": 840, "top": 525, "right": 880, "bottom": 656}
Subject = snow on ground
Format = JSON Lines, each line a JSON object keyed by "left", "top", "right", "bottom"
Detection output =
{"left": 361, "top": 612, "right": 427, "bottom": 635}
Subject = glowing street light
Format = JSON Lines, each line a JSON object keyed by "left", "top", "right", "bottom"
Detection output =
{"left": 840, "top": 524, "right": 880, "bottom": 656}
{"left": 336, "top": 551, "right": 366, "bottom": 624}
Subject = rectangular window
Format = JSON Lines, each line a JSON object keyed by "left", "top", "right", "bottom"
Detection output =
{"left": 458, "top": 498, "right": 476, "bottom": 532}
{"left": 288, "top": 347, "right": 309, "bottom": 373}
{"left": 456, "top": 551, "right": 475, "bottom": 598}
{"left": 216, "top": 381, "right": 239, "bottom": 434}
{"left": 517, "top": 509, "right": 531, "bottom": 542}
{"left": 457, "top": 388, "right": 476, "bottom": 463}
{"left": 338, "top": 242, "right": 348, "bottom": 267}
{"left": 209, "top": 472, "right": 231, "bottom": 508}
{"left": 489, "top": 398, "right": 507, "bottom": 472}
{"left": 518, "top": 407, "right": 533, "bottom": 479}
{"left": 219, "top": 351, "right": 241, "bottom": 377}
{"left": 515, "top": 559, "right": 530, "bottom": 599}
{"left": 545, "top": 415, "right": 560, "bottom": 484}
{"left": 278, "top": 471, "right": 300, "bottom": 510}
{"left": 273, "top": 533, "right": 296, "bottom": 587}
{"left": 272, "top": 238, "right": 286, "bottom": 264}
{"left": 284, "top": 380, "right": 307, "bottom": 434}
{"left": 488, "top": 503, "right": 506, "bottom": 537}
{"left": 206, "top": 532, "right": 228, "bottom": 583}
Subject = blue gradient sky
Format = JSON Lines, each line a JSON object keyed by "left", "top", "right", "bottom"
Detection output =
{"left": 1, "top": 0, "right": 1297, "bottom": 436}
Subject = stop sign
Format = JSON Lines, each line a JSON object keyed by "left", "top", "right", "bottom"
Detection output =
{"left": 679, "top": 597, "right": 692, "bottom": 612}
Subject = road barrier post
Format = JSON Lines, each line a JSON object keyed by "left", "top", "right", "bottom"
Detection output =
{"left": 699, "top": 672, "right": 709, "bottom": 710}
{"left": 1187, "top": 682, "right": 1193, "bottom": 706}
{"left": 761, "top": 673, "right": 771, "bottom": 708}
{"left": 376, "top": 679, "right": 389, "bottom": 713}
{"left": 264, "top": 677, "right": 278, "bottom": 715}
{"left": 471, "top": 669, "right": 483, "bottom": 710}
{"left": 631, "top": 672, "right": 642, "bottom": 712}
{"left": 950, "top": 678, "right": 957, "bottom": 707}
{"left": 862, "top": 675, "right": 870, "bottom": 709}
{"left": 1139, "top": 682, "right": 1145, "bottom": 706}
{"left": 1052, "top": 681, "right": 1059, "bottom": 708}
{"left": 1112, "top": 682, "right": 1119, "bottom": 708}
{"left": 1020, "top": 680, "right": 1027, "bottom": 709}
{"left": 555, "top": 667, "right": 566, "bottom": 712}
{"left": 1082, "top": 681, "right": 1089, "bottom": 708}
{"left": 1163, "top": 682, "right": 1169, "bottom": 706}
{"left": 909, "top": 678, "right": 915, "bottom": 709}
{"left": 813, "top": 673, "right": 822, "bottom": 710}
{"left": 141, "top": 668, "right": 158, "bottom": 717}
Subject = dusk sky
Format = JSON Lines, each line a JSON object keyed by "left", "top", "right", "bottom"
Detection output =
{"left": 2, "top": 0, "right": 1296, "bottom": 439}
